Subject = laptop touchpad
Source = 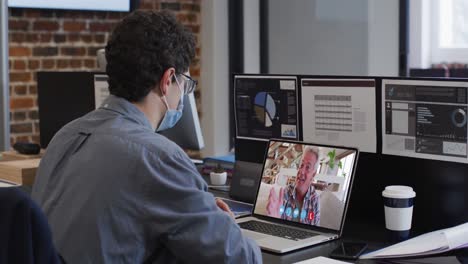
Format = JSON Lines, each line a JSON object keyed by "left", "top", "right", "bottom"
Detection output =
{"left": 243, "top": 230, "right": 269, "bottom": 240}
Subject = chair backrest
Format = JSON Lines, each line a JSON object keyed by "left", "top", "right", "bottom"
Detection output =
{"left": 0, "top": 187, "right": 62, "bottom": 264}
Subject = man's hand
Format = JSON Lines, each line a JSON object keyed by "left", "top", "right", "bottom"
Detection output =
{"left": 216, "top": 198, "right": 235, "bottom": 219}
{"left": 266, "top": 187, "right": 284, "bottom": 217}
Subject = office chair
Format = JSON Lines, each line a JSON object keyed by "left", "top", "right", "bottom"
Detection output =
{"left": 0, "top": 187, "right": 63, "bottom": 263}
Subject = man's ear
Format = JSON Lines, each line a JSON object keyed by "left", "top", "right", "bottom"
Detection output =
{"left": 158, "top": 67, "right": 176, "bottom": 96}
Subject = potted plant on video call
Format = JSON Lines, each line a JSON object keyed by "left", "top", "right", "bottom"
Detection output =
{"left": 326, "top": 149, "right": 343, "bottom": 192}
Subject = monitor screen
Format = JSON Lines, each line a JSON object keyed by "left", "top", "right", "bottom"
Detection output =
{"left": 381, "top": 78, "right": 468, "bottom": 163}
{"left": 253, "top": 140, "right": 358, "bottom": 231}
{"left": 37, "top": 72, "right": 96, "bottom": 148}
{"left": 8, "top": 0, "right": 131, "bottom": 12}
{"left": 234, "top": 75, "right": 300, "bottom": 142}
{"left": 409, "top": 68, "right": 447, "bottom": 78}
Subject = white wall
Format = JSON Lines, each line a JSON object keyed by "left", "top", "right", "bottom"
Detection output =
{"left": 200, "top": 0, "right": 230, "bottom": 157}
{"left": 268, "top": 0, "right": 369, "bottom": 75}
{"left": 367, "top": 1, "right": 399, "bottom": 76}
{"left": 200, "top": 0, "right": 260, "bottom": 157}
{"left": 267, "top": 0, "right": 399, "bottom": 76}
{"left": 243, "top": 0, "right": 260, "bottom": 73}
{"left": 408, "top": 0, "right": 431, "bottom": 69}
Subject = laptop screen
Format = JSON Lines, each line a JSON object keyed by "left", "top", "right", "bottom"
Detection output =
{"left": 253, "top": 140, "right": 358, "bottom": 231}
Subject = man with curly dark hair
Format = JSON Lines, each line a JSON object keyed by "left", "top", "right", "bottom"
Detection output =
{"left": 32, "top": 11, "right": 261, "bottom": 264}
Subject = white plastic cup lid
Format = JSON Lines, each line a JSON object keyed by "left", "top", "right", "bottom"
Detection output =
{"left": 382, "top": 185, "right": 416, "bottom": 199}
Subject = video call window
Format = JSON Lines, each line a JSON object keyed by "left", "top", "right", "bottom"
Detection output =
{"left": 254, "top": 141, "right": 356, "bottom": 230}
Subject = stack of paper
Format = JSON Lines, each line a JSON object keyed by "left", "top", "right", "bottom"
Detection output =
{"left": 360, "top": 222, "right": 468, "bottom": 259}
{"left": 294, "top": 256, "right": 351, "bottom": 264}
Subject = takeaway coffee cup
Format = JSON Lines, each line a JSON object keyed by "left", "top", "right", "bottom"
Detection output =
{"left": 382, "top": 185, "right": 416, "bottom": 241}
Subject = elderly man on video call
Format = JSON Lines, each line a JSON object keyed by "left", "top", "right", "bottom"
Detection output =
{"left": 267, "top": 146, "right": 321, "bottom": 225}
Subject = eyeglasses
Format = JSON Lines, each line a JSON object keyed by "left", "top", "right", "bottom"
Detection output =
{"left": 179, "top": 73, "right": 198, "bottom": 94}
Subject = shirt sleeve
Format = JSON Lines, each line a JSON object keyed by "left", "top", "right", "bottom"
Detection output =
{"left": 313, "top": 193, "right": 320, "bottom": 225}
{"left": 137, "top": 148, "right": 262, "bottom": 264}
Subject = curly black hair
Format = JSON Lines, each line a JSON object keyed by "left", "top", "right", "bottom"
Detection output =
{"left": 105, "top": 10, "right": 196, "bottom": 102}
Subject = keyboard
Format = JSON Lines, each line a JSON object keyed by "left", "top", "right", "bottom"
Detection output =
{"left": 239, "top": 220, "right": 318, "bottom": 241}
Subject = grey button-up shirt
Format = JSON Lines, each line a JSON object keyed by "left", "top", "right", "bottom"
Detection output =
{"left": 32, "top": 95, "right": 261, "bottom": 264}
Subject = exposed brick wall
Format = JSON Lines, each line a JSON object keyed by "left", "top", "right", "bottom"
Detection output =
{"left": 8, "top": 0, "right": 202, "bottom": 146}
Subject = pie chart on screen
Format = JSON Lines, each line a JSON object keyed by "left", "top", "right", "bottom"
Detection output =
{"left": 254, "top": 92, "right": 276, "bottom": 127}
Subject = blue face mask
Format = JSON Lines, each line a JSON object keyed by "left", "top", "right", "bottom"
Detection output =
{"left": 156, "top": 77, "right": 184, "bottom": 132}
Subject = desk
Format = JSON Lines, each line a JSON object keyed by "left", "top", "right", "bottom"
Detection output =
{"left": 260, "top": 223, "right": 468, "bottom": 264}
{"left": 0, "top": 151, "right": 41, "bottom": 186}
{"left": 209, "top": 189, "right": 468, "bottom": 264}
{"left": 0, "top": 158, "right": 40, "bottom": 186}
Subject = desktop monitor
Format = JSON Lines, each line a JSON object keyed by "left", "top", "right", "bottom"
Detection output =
{"left": 450, "top": 68, "right": 468, "bottom": 78}
{"left": 409, "top": 68, "right": 447, "bottom": 78}
{"left": 97, "top": 49, "right": 106, "bottom": 72}
{"left": 37, "top": 72, "right": 96, "bottom": 148}
{"left": 37, "top": 71, "right": 204, "bottom": 150}
{"left": 234, "top": 75, "right": 300, "bottom": 142}
{"left": 8, "top": 0, "right": 139, "bottom": 12}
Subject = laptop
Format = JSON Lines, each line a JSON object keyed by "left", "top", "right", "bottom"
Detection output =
{"left": 229, "top": 160, "right": 263, "bottom": 203}
{"left": 237, "top": 139, "right": 359, "bottom": 253}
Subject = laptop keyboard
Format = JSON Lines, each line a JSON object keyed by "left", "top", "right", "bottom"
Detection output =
{"left": 239, "top": 220, "right": 318, "bottom": 241}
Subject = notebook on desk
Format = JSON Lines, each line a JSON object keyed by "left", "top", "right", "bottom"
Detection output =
{"left": 237, "top": 139, "right": 359, "bottom": 253}
{"left": 218, "top": 197, "right": 253, "bottom": 218}
{"left": 210, "top": 161, "right": 258, "bottom": 217}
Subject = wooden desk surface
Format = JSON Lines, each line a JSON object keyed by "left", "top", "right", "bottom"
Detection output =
{"left": 0, "top": 158, "right": 40, "bottom": 186}
{"left": 1, "top": 150, "right": 44, "bottom": 161}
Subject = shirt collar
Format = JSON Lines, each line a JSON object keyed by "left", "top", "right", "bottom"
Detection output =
{"left": 100, "top": 94, "right": 154, "bottom": 131}
{"left": 291, "top": 184, "right": 315, "bottom": 202}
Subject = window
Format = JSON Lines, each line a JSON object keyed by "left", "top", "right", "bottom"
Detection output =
{"left": 337, "top": 152, "right": 355, "bottom": 192}
{"left": 431, "top": 0, "right": 468, "bottom": 63}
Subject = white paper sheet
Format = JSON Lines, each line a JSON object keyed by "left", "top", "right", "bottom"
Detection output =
{"left": 444, "top": 222, "right": 468, "bottom": 249}
{"left": 360, "top": 230, "right": 448, "bottom": 259}
{"left": 360, "top": 222, "right": 468, "bottom": 259}
{"left": 294, "top": 256, "right": 351, "bottom": 264}
{"left": 0, "top": 180, "right": 17, "bottom": 187}
{"left": 301, "top": 79, "right": 377, "bottom": 153}
{"left": 94, "top": 74, "right": 110, "bottom": 109}
{"left": 381, "top": 79, "right": 468, "bottom": 163}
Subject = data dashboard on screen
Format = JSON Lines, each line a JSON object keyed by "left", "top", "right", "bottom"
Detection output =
{"left": 8, "top": 0, "right": 130, "bottom": 12}
{"left": 234, "top": 75, "right": 300, "bottom": 141}
{"left": 382, "top": 79, "right": 468, "bottom": 163}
